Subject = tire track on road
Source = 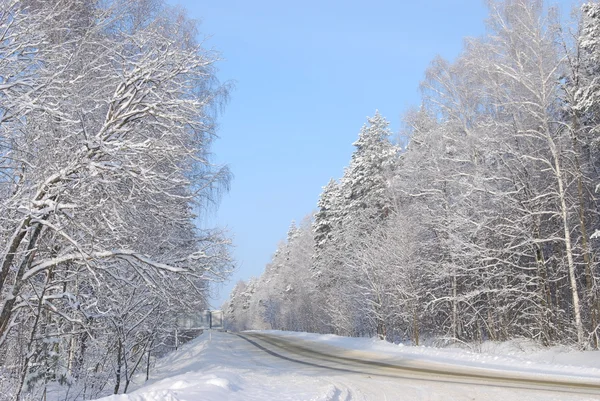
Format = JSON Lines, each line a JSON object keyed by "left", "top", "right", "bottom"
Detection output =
{"left": 235, "top": 332, "right": 600, "bottom": 397}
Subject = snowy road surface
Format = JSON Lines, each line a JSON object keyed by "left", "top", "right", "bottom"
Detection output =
{"left": 98, "top": 331, "right": 600, "bottom": 401}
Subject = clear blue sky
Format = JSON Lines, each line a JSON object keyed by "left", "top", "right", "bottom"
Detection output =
{"left": 168, "top": 0, "right": 575, "bottom": 308}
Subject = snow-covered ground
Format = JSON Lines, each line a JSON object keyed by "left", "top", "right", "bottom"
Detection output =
{"left": 97, "top": 330, "right": 600, "bottom": 401}
{"left": 259, "top": 330, "right": 600, "bottom": 375}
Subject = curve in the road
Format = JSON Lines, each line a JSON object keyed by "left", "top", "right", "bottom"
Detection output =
{"left": 235, "top": 332, "right": 600, "bottom": 397}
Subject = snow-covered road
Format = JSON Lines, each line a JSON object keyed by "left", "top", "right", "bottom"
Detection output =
{"left": 98, "top": 331, "right": 600, "bottom": 401}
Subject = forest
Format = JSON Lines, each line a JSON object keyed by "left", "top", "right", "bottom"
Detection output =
{"left": 0, "top": 0, "right": 232, "bottom": 399}
{"left": 225, "top": 0, "right": 600, "bottom": 352}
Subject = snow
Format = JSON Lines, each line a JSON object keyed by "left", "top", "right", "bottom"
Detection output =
{"left": 259, "top": 330, "right": 600, "bottom": 375}
{"left": 96, "top": 330, "right": 600, "bottom": 401}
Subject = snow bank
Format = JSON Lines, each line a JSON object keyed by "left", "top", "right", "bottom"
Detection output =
{"left": 95, "top": 330, "right": 600, "bottom": 401}
{"left": 94, "top": 331, "right": 333, "bottom": 401}
{"left": 256, "top": 330, "right": 600, "bottom": 377}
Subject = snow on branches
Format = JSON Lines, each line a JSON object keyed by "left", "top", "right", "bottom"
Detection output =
{"left": 0, "top": 0, "right": 232, "bottom": 398}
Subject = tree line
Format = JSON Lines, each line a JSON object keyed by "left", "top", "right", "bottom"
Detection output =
{"left": 0, "top": 0, "right": 232, "bottom": 399}
{"left": 225, "top": 0, "right": 600, "bottom": 351}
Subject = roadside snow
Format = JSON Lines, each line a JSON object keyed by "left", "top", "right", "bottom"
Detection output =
{"left": 257, "top": 330, "right": 600, "bottom": 377}
{"left": 95, "top": 331, "right": 334, "bottom": 401}
{"left": 95, "top": 330, "right": 600, "bottom": 401}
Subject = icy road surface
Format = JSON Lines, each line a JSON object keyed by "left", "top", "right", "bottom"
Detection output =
{"left": 98, "top": 331, "right": 600, "bottom": 401}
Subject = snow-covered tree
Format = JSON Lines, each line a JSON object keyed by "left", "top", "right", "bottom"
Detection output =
{"left": 313, "top": 179, "right": 343, "bottom": 261}
{"left": 562, "top": 1, "right": 600, "bottom": 347}
{"left": 341, "top": 111, "right": 399, "bottom": 224}
{"left": 0, "top": 0, "right": 233, "bottom": 397}
{"left": 226, "top": 0, "right": 600, "bottom": 351}
{"left": 225, "top": 217, "right": 321, "bottom": 333}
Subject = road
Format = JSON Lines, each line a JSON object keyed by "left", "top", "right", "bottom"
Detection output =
{"left": 235, "top": 331, "right": 600, "bottom": 400}
{"left": 100, "top": 331, "right": 600, "bottom": 401}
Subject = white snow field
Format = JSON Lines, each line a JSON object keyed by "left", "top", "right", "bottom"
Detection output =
{"left": 97, "top": 330, "right": 600, "bottom": 401}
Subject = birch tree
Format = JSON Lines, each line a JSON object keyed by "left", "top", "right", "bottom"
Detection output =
{"left": 0, "top": 0, "right": 232, "bottom": 397}
{"left": 225, "top": 0, "right": 600, "bottom": 350}
{"left": 562, "top": 1, "right": 600, "bottom": 347}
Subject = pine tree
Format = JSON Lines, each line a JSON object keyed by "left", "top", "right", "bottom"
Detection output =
{"left": 313, "top": 179, "right": 343, "bottom": 255}
{"left": 573, "top": 3, "right": 600, "bottom": 118}
{"left": 340, "top": 111, "right": 400, "bottom": 225}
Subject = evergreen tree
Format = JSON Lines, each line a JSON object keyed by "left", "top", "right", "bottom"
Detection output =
{"left": 313, "top": 179, "right": 342, "bottom": 253}
{"left": 341, "top": 111, "right": 400, "bottom": 225}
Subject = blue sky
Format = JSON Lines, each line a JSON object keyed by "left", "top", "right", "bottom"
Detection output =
{"left": 168, "top": 0, "right": 574, "bottom": 308}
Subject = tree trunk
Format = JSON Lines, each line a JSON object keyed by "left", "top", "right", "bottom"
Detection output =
{"left": 570, "top": 113, "right": 598, "bottom": 348}
{"left": 0, "top": 217, "right": 32, "bottom": 296}
{"left": 452, "top": 268, "right": 459, "bottom": 340}
{"left": 114, "top": 338, "right": 123, "bottom": 395}
{"left": 549, "top": 137, "right": 584, "bottom": 346}
{"left": 146, "top": 338, "right": 154, "bottom": 382}
{"left": 15, "top": 267, "right": 52, "bottom": 401}
{"left": 412, "top": 303, "right": 419, "bottom": 346}
{"left": 0, "top": 222, "right": 44, "bottom": 343}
